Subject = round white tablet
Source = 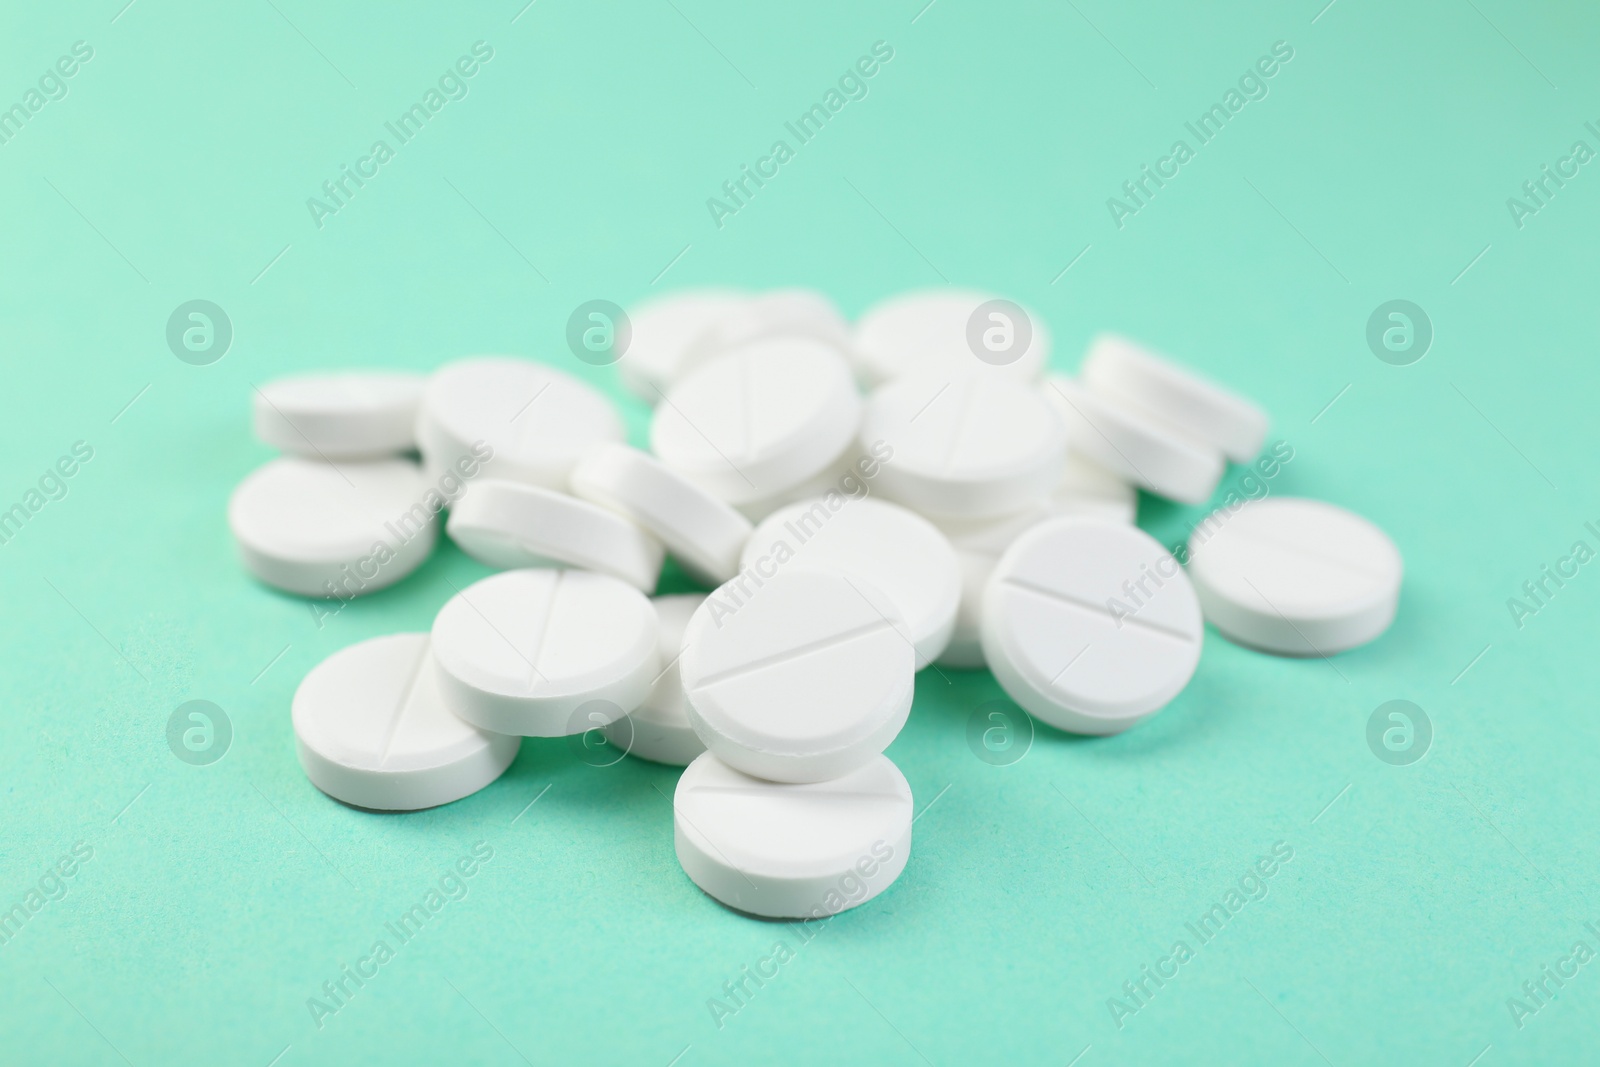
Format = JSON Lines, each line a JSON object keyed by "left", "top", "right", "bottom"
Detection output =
{"left": 617, "top": 289, "right": 747, "bottom": 401}
{"left": 851, "top": 288, "right": 1050, "bottom": 386}
{"left": 445, "top": 479, "right": 664, "bottom": 593}
{"left": 683, "top": 289, "right": 851, "bottom": 369}
{"left": 569, "top": 444, "right": 752, "bottom": 586}
{"left": 229, "top": 457, "right": 438, "bottom": 597}
{"left": 1082, "top": 334, "right": 1268, "bottom": 463}
{"left": 982, "top": 517, "right": 1203, "bottom": 734}
{"left": 1186, "top": 497, "right": 1402, "bottom": 656}
{"left": 602, "top": 594, "right": 707, "bottom": 766}
{"left": 293, "top": 633, "right": 520, "bottom": 810}
{"left": 253, "top": 370, "right": 425, "bottom": 459}
{"left": 1041, "top": 376, "right": 1223, "bottom": 506}
{"left": 431, "top": 569, "right": 659, "bottom": 736}
{"left": 416, "top": 356, "right": 624, "bottom": 494}
{"left": 862, "top": 370, "right": 1066, "bottom": 518}
{"left": 650, "top": 338, "right": 861, "bottom": 506}
{"left": 741, "top": 497, "right": 959, "bottom": 667}
{"left": 679, "top": 569, "right": 914, "bottom": 783}
{"left": 674, "top": 752, "right": 912, "bottom": 918}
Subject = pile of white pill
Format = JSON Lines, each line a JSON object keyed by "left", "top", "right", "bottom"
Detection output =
{"left": 232, "top": 287, "right": 1403, "bottom": 920}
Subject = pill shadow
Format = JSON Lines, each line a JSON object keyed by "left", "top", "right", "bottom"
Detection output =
{"left": 498, "top": 736, "right": 676, "bottom": 810}
{"left": 1134, "top": 491, "right": 1183, "bottom": 533}
{"left": 238, "top": 536, "right": 486, "bottom": 631}
{"left": 911, "top": 666, "right": 1201, "bottom": 757}
{"left": 1339, "top": 577, "right": 1428, "bottom": 674}
{"left": 682, "top": 880, "right": 908, "bottom": 929}
{"left": 932, "top": 663, "right": 1234, "bottom": 761}
{"left": 651, "top": 555, "right": 717, "bottom": 597}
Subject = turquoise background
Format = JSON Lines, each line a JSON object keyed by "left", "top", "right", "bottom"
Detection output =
{"left": 2, "top": 0, "right": 1597, "bottom": 1063}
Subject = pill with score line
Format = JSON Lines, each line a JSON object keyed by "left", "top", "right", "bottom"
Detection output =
{"left": 982, "top": 516, "right": 1203, "bottom": 734}
{"left": 679, "top": 569, "right": 914, "bottom": 783}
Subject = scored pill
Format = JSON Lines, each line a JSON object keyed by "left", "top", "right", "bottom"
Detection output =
{"left": 649, "top": 338, "right": 861, "bottom": 506}
{"left": 1186, "top": 497, "right": 1402, "bottom": 656}
{"left": 679, "top": 569, "right": 914, "bottom": 784}
{"left": 982, "top": 516, "right": 1203, "bottom": 735}
{"left": 430, "top": 569, "right": 659, "bottom": 737}
{"left": 293, "top": 633, "right": 520, "bottom": 811}
{"left": 861, "top": 369, "right": 1067, "bottom": 519}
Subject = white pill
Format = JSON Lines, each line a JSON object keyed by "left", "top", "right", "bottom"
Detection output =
{"left": 1186, "top": 497, "right": 1402, "bottom": 656}
{"left": 253, "top": 370, "right": 425, "bottom": 459}
{"left": 445, "top": 479, "right": 663, "bottom": 593}
{"left": 1041, "top": 376, "right": 1223, "bottom": 505}
{"left": 431, "top": 568, "right": 659, "bottom": 737}
{"left": 982, "top": 517, "right": 1202, "bottom": 734}
{"left": 679, "top": 569, "right": 914, "bottom": 783}
{"left": 650, "top": 338, "right": 861, "bottom": 507}
{"left": 229, "top": 457, "right": 437, "bottom": 598}
{"left": 851, "top": 288, "right": 1050, "bottom": 386}
{"left": 1082, "top": 334, "right": 1268, "bottom": 463}
{"left": 683, "top": 289, "right": 851, "bottom": 368}
{"left": 862, "top": 370, "right": 1066, "bottom": 519}
{"left": 616, "top": 289, "right": 747, "bottom": 402}
{"left": 569, "top": 444, "right": 751, "bottom": 586}
{"left": 416, "top": 356, "right": 623, "bottom": 494}
{"left": 674, "top": 751, "right": 912, "bottom": 918}
{"left": 602, "top": 594, "right": 707, "bottom": 766}
{"left": 293, "top": 633, "right": 520, "bottom": 810}
{"left": 741, "top": 497, "right": 959, "bottom": 667}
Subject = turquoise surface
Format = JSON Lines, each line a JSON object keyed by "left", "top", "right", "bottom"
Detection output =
{"left": 2, "top": 1, "right": 1597, "bottom": 1063}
